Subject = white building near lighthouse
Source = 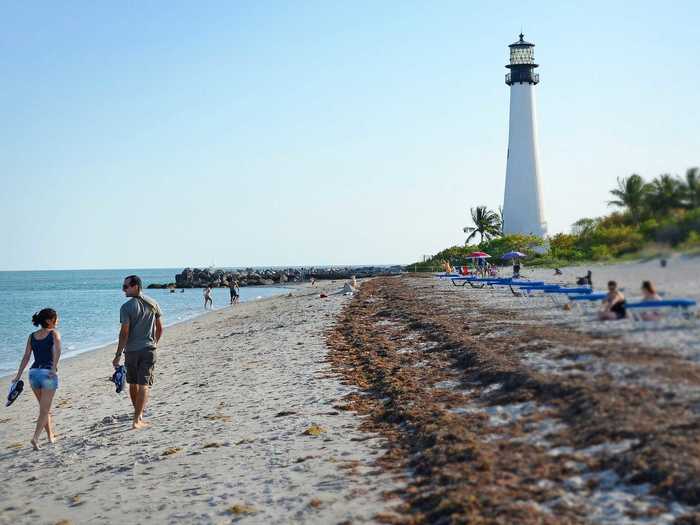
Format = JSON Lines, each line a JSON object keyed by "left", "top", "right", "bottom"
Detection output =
{"left": 502, "top": 34, "right": 547, "bottom": 238}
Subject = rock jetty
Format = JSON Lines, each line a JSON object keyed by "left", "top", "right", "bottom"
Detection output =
{"left": 147, "top": 266, "right": 403, "bottom": 289}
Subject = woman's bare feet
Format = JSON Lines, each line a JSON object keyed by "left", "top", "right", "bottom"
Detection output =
{"left": 47, "top": 433, "right": 57, "bottom": 444}
{"left": 30, "top": 438, "right": 40, "bottom": 451}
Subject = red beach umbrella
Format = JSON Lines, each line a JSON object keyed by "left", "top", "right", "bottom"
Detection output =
{"left": 467, "top": 251, "right": 491, "bottom": 258}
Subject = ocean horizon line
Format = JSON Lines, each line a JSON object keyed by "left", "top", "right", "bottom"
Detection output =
{"left": 0, "top": 263, "right": 405, "bottom": 273}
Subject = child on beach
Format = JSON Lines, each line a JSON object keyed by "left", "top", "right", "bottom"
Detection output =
{"left": 598, "top": 281, "right": 626, "bottom": 321}
{"left": 12, "top": 308, "right": 62, "bottom": 450}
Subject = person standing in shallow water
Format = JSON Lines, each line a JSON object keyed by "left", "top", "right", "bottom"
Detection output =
{"left": 203, "top": 285, "right": 213, "bottom": 309}
{"left": 229, "top": 280, "right": 239, "bottom": 305}
{"left": 112, "top": 275, "right": 163, "bottom": 430}
{"left": 12, "top": 308, "right": 62, "bottom": 450}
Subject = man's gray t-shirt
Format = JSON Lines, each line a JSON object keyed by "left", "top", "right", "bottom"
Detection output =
{"left": 120, "top": 295, "right": 162, "bottom": 353}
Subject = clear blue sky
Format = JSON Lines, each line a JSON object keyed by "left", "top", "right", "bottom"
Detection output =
{"left": 2, "top": 1, "right": 698, "bottom": 270}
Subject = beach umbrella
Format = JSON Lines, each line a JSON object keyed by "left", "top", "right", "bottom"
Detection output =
{"left": 467, "top": 251, "right": 491, "bottom": 258}
{"left": 501, "top": 251, "right": 526, "bottom": 260}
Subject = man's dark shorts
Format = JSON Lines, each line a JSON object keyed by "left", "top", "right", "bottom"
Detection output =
{"left": 125, "top": 349, "right": 156, "bottom": 386}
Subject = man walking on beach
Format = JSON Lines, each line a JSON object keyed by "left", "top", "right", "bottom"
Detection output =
{"left": 113, "top": 275, "right": 163, "bottom": 429}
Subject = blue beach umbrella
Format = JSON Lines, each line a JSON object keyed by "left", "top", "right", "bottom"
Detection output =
{"left": 501, "top": 251, "right": 526, "bottom": 260}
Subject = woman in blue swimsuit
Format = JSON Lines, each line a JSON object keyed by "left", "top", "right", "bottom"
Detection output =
{"left": 12, "top": 308, "right": 62, "bottom": 450}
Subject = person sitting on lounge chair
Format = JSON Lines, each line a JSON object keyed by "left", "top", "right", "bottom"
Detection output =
{"left": 577, "top": 270, "right": 593, "bottom": 287}
{"left": 641, "top": 281, "right": 661, "bottom": 301}
{"left": 599, "top": 280, "right": 626, "bottom": 321}
{"left": 640, "top": 280, "right": 662, "bottom": 320}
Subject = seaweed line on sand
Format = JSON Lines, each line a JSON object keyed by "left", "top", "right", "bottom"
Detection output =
{"left": 326, "top": 276, "right": 700, "bottom": 524}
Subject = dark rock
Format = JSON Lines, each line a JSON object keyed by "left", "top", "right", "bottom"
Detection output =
{"left": 154, "top": 265, "right": 402, "bottom": 289}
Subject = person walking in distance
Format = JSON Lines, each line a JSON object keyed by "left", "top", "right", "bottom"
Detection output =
{"left": 113, "top": 275, "right": 163, "bottom": 430}
{"left": 229, "top": 280, "right": 239, "bottom": 305}
{"left": 203, "top": 285, "right": 213, "bottom": 309}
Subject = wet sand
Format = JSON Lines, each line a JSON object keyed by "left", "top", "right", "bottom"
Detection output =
{"left": 0, "top": 281, "right": 400, "bottom": 524}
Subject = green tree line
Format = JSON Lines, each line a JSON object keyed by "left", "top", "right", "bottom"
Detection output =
{"left": 410, "top": 167, "right": 700, "bottom": 271}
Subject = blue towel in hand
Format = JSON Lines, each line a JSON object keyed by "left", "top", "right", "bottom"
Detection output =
{"left": 6, "top": 380, "right": 23, "bottom": 407}
{"left": 111, "top": 365, "right": 126, "bottom": 394}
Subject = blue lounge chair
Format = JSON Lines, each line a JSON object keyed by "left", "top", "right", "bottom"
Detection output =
{"left": 625, "top": 299, "right": 697, "bottom": 320}
{"left": 435, "top": 272, "right": 462, "bottom": 279}
{"left": 568, "top": 292, "right": 607, "bottom": 302}
{"left": 539, "top": 286, "right": 594, "bottom": 305}
{"left": 518, "top": 285, "right": 562, "bottom": 295}
{"left": 543, "top": 287, "right": 593, "bottom": 294}
{"left": 566, "top": 292, "right": 607, "bottom": 312}
{"left": 451, "top": 276, "right": 510, "bottom": 288}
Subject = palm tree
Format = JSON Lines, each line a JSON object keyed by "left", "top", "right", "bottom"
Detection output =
{"left": 645, "top": 174, "right": 685, "bottom": 215}
{"left": 684, "top": 167, "right": 700, "bottom": 209}
{"left": 463, "top": 206, "right": 501, "bottom": 244}
{"left": 497, "top": 205, "right": 505, "bottom": 235}
{"left": 607, "top": 174, "right": 648, "bottom": 221}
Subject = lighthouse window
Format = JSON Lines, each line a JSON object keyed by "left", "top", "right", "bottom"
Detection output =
{"left": 510, "top": 47, "right": 533, "bottom": 64}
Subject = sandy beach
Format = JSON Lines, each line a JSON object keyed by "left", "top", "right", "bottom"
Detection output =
{"left": 2, "top": 257, "right": 700, "bottom": 524}
{"left": 0, "top": 281, "right": 401, "bottom": 524}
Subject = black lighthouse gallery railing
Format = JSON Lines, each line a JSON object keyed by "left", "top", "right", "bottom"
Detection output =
{"left": 505, "top": 72, "right": 540, "bottom": 85}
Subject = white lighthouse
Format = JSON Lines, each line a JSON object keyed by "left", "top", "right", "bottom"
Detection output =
{"left": 502, "top": 34, "right": 547, "bottom": 237}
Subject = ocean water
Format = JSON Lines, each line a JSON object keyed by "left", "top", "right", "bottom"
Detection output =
{"left": 0, "top": 269, "right": 290, "bottom": 376}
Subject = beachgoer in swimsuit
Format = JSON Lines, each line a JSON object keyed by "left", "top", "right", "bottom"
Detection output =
{"left": 640, "top": 280, "right": 662, "bottom": 320}
{"left": 112, "top": 275, "right": 163, "bottom": 430}
{"left": 598, "top": 280, "right": 626, "bottom": 320}
{"left": 203, "top": 285, "right": 213, "bottom": 309}
{"left": 12, "top": 308, "right": 62, "bottom": 450}
{"left": 229, "top": 281, "right": 239, "bottom": 304}
{"left": 641, "top": 280, "right": 661, "bottom": 301}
